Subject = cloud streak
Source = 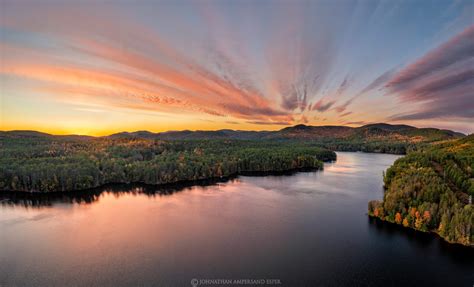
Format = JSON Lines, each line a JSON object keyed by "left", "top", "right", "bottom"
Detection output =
{"left": 387, "top": 25, "right": 474, "bottom": 121}
{"left": 312, "top": 99, "right": 336, "bottom": 112}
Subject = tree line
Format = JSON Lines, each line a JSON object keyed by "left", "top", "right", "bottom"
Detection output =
{"left": 0, "top": 137, "right": 336, "bottom": 193}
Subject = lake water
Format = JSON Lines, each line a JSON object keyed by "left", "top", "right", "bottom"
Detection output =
{"left": 0, "top": 152, "right": 473, "bottom": 286}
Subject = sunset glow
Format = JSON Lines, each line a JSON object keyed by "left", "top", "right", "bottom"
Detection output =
{"left": 1, "top": 0, "right": 473, "bottom": 135}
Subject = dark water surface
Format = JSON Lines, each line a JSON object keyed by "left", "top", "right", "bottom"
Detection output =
{"left": 1, "top": 152, "right": 473, "bottom": 287}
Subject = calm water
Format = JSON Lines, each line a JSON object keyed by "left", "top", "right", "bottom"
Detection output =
{"left": 0, "top": 152, "right": 473, "bottom": 287}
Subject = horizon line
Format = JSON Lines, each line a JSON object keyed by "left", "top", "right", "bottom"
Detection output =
{"left": 1, "top": 122, "right": 468, "bottom": 138}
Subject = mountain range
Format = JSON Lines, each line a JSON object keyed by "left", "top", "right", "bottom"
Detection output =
{"left": 107, "top": 123, "right": 465, "bottom": 142}
{"left": 1, "top": 123, "right": 465, "bottom": 143}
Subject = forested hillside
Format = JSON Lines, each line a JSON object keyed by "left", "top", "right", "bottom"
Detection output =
{"left": 109, "top": 123, "right": 464, "bottom": 154}
{"left": 368, "top": 135, "right": 474, "bottom": 246}
{"left": 0, "top": 135, "right": 335, "bottom": 193}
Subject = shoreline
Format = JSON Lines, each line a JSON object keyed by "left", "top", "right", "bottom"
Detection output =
{"left": 0, "top": 164, "right": 330, "bottom": 195}
{"left": 368, "top": 214, "right": 473, "bottom": 248}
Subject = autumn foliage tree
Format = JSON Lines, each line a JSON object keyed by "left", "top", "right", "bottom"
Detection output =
{"left": 368, "top": 135, "right": 474, "bottom": 246}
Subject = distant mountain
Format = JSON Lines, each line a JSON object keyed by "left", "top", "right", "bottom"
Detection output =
{"left": 0, "top": 130, "right": 53, "bottom": 138}
{"left": 360, "top": 123, "right": 415, "bottom": 131}
{"left": 277, "top": 125, "right": 354, "bottom": 139}
{"left": 2, "top": 123, "right": 465, "bottom": 143}
{"left": 109, "top": 129, "right": 271, "bottom": 140}
{"left": 108, "top": 130, "right": 158, "bottom": 140}
{"left": 0, "top": 130, "right": 93, "bottom": 140}
{"left": 106, "top": 123, "right": 465, "bottom": 143}
{"left": 350, "top": 123, "right": 465, "bottom": 142}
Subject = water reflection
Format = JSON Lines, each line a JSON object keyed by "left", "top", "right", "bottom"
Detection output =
{"left": 0, "top": 178, "right": 238, "bottom": 208}
{"left": 0, "top": 168, "right": 330, "bottom": 209}
{"left": 367, "top": 217, "right": 474, "bottom": 262}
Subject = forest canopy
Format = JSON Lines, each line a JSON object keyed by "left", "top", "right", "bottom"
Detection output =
{"left": 368, "top": 135, "right": 474, "bottom": 246}
{"left": 0, "top": 136, "right": 336, "bottom": 193}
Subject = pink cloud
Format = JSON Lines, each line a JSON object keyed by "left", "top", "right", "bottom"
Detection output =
{"left": 387, "top": 25, "right": 474, "bottom": 120}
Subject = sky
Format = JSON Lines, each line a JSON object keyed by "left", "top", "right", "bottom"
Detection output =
{"left": 0, "top": 0, "right": 473, "bottom": 135}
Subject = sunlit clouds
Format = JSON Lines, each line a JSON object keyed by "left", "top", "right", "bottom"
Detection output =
{"left": 387, "top": 26, "right": 474, "bottom": 121}
{"left": 1, "top": 0, "right": 473, "bottom": 135}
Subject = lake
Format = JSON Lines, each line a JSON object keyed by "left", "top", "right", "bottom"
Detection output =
{"left": 0, "top": 152, "right": 473, "bottom": 286}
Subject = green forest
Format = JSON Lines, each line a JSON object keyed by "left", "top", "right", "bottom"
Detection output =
{"left": 368, "top": 135, "right": 474, "bottom": 246}
{"left": 0, "top": 136, "right": 335, "bottom": 193}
